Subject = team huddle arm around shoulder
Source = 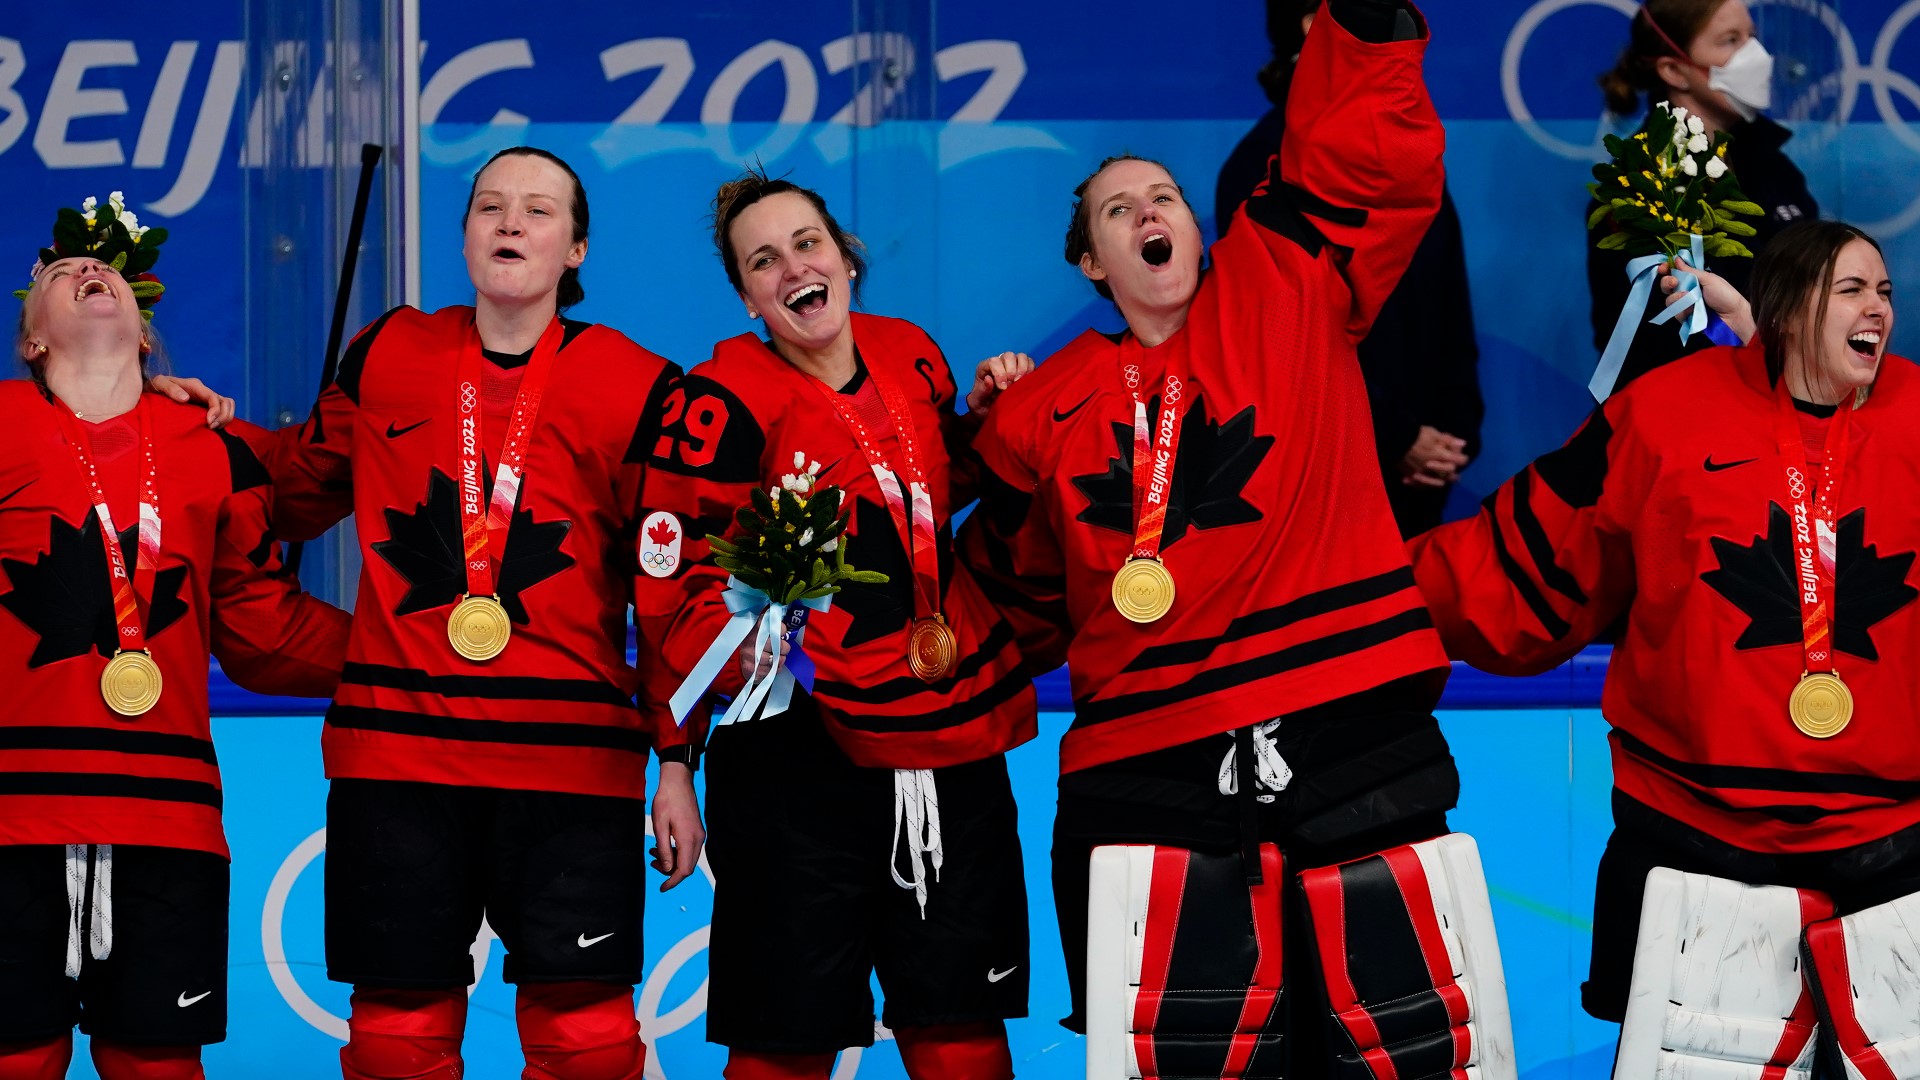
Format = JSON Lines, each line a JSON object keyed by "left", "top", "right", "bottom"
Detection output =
{"left": 1407, "top": 404, "right": 1636, "bottom": 676}
{"left": 1253, "top": 0, "right": 1443, "bottom": 341}
{"left": 958, "top": 410, "right": 1073, "bottom": 676}
{"left": 207, "top": 471, "right": 351, "bottom": 697}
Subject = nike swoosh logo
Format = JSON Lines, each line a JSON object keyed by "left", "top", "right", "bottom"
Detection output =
{"left": 386, "top": 418, "right": 431, "bottom": 439}
{"left": 577, "top": 932, "right": 616, "bottom": 948}
{"left": 1703, "top": 455, "right": 1758, "bottom": 473}
{"left": 178, "top": 991, "right": 212, "bottom": 1007}
{"left": 987, "top": 966, "right": 1018, "bottom": 983}
{"left": 1052, "top": 394, "right": 1095, "bottom": 423}
{"left": 0, "top": 480, "right": 34, "bottom": 505}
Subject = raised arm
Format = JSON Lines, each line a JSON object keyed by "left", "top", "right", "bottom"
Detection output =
{"left": 1241, "top": 0, "right": 1444, "bottom": 342}
{"left": 958, "top": 400, "right": 1073, "bottom": 676}
{"left": 206, "top": 433, "right": 350, "bottom": 696}
{"left": 1406, "top": 405, "right": 1636, "bottom": 676}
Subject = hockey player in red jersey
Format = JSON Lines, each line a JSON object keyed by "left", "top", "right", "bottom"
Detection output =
{"left": 1411, "top": 220, "right": 1920, "bottom": 1078}
{"left": 647, "top": 172, "right": 1037, "bottom": 1080}
{"left": 0, "top": 202, "right": 348, "bottom": 1080}
{"left": 961, "top": 2, "right": 1518, "bottom": 1076}
{"left": 253, "top": 148, "right": 703, "bottom": 1080}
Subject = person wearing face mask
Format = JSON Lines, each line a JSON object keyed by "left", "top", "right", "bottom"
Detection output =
{"left": 247, "top": 147, "right": 705, "bottom": 1080}
{"left": 0, "top": 202, "right": 348, "bottom": 1080}
{"left": 1587, "top": 0, "right": 1818, "bottom": 395}
{"left": 962, "top": 2, "right": 1522, "bottom": 1077}
{"left": 644, "top": 171, "right": 1038, "bottom": 1080}
{"left": 1411, "top": 219, "right": 1920, "bottom": 1076}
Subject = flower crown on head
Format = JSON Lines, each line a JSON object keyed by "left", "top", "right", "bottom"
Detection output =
{"left": 14, "top": 193, "right": 168, "bottom": 320}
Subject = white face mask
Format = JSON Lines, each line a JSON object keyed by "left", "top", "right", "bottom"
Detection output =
{"left": 1708, "top": 37, "right": 1773, "bottom": 122}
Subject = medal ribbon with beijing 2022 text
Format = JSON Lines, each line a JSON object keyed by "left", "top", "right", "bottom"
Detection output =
{"left": 1120, "top": 340, "right": 1188, "bottom": 567}
{"left": 1770, "top": 381, "right": 1854, "bottom": 682}
{"left": 51, "top": 396, "right": 160, "bottom": 654}
{"left": 454, "top": 317, "right": 565, "bottom": 602}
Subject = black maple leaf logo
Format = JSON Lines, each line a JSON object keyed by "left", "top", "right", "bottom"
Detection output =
{"left": 371, "top": 468, "right": 574, "bottom": 623}
{"left": 1702, "top": 504, "right": 1916, "bottom": 660}
{"left": 831, "top": 496, "right": 952, "bottom": 649}
{"left": 0, "top": 515, "right": 188, "bottom": 667}
{"left": 1071, "top": 393, "right": 1273, "bottom": 547}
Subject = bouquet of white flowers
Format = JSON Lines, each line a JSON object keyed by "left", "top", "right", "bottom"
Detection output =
{"left": 669, "top": 453, "right": 887, "bottom": 729}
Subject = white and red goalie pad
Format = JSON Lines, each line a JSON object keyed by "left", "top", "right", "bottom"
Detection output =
{"left": 1803, "top": 889, "right": 1920, "bottom": 1080}
{"left": 1615, "top": 868, "right": 1833, "bottom": 1080}
{"left": 1086, "top": 843, "right": 1287, "bottom": 1079}
{"left": 1298, "top": 833, "right": 1516, "bottom": 1080}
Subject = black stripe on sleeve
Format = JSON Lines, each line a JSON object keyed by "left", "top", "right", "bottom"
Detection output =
{"left": 325, "top": 704, "right": 652, "bottom": 754}
{"left": 1533, "top": 408, "right": 1612, "bottom": 510}
{"left": 335, "top": 306, "right": 404, "bottom": 405}
{"left": 1510, "top": 469, "right": 1589, "bottom": 606}
{"left": 340, "top": 662, "right": 636, "bottom": 707}
{"left": 0, "top": 727, "right": 218, "bottom": 765}
{"left": 1122, "top": 568, "right": 1419, "bottom": 673}
{"left": 0, "top": 771, "right": 222, "bottom": 808}
{"left": 217, "top": 429, "right": 272, "bottom": 493}
{"left": 1074, "top": 607, "right": 1435, "bottom": 727}
{"left": 1486, "top": 488, "right": 1574, "bottom": 640}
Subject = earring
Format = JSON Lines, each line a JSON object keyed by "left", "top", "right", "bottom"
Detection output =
{"left": 139, "top": 336, "right": 150, "bottom": 352}
{"left": 849, "top": 268, "right": 858, "bottom": 279}
{"left": 747, "top": 309, "right": 759, "bottom": 320}
{"left": 33, "top": 343, "right": 46, "bottom": 357}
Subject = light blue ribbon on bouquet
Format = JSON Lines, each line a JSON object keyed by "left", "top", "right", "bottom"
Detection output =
{"left": 668, "top": 575, "right": 831, "bottom": 729}
{"left": 1590, "top": 233, "right": 1709, "bottom": 403}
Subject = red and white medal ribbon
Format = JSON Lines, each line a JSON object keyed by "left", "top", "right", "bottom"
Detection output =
{"left": 50, "top": 397, "right": 159, "bottom": 655}
{"left": 1771, "top": 384, "right": 1853, "bottom": 679}
{"left": 454, "top": 317, "right": 564, "bottom": 603}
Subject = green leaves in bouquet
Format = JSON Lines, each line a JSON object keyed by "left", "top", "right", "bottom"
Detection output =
{"left": 1588, "top": 105, "right": 1764, "bottom": 263}
{"left": 705, "top": 479, "right": 887, "bottom": 607}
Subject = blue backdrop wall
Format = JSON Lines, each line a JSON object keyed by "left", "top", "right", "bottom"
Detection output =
{"left": 4, "top": 1, "right": 1918, "bottom": 1076}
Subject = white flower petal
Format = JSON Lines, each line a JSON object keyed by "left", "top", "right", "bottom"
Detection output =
{"left": 1706, "top": 156, "right": 1728, "bottom": 178}
{"left": 793, "top": 451, "right": 806, "bottom": 469}
{"left": 1680, "top": 156, "right": 1699, "bottom": 176}
{"left": 1687, "top": 115, "right": 1705, "bottom": 135}
{"left": 1687, "top": 133, "right": 1709, "bottom": 153}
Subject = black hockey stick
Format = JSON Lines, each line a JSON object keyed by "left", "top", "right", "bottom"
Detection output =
{"left": 286, "top": 142, "right": 383, "bottom": 578}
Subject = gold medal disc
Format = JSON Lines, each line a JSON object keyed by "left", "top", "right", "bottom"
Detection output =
{"left": 1789, "top": 671, "right": 1853, "bottom": 739}
{"left": 1111, "top": 557, "right": 1176, "bottom": 624}
{"left": 908, "top": 616, "right": 957, "bottom": 683}
{"left": 101, "top": 649, "right": 163, "bottom": 717}
{"left": 449, "top": 594, "right": 512, "bottom": 662}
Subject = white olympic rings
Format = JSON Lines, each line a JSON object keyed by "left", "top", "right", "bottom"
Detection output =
{"left": 1501, "top": 0, "right": 1920, "bottom": 234}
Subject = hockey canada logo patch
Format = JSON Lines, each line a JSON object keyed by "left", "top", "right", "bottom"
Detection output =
{"left": 640, "top": 511, "right": 682, "bottom": 578}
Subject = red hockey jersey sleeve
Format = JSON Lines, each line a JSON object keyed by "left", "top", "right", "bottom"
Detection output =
{"left": 1408, "top": 403, "right": 1636, "bottom": 676}
{"left": 628, "top": 363, "right": 710, "bottom": 754}
{"left": 207, "top": 438, "right": 350, "bottom": 696}
{"left": 957, "top": 453, "right": 1072, "bottom": 677}
{"left": 1244, "top": 0, "right": 1443, "bottom": 344}
{"left": 260, "top": 310, "right": 407, "bottom": 539}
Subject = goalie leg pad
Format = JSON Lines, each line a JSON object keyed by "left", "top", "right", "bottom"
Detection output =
{"left": 1085, "top": 843, "right": 1286, "bottom": 1079}
{"left": 1803, "top": 888, "right": 1920, "bottom": 1080}
{"left": 1299, "top": 833, "right": 1516, "bottom": 1080}
{"left": 1615, "top": 868, "right": 1832, "bottom": 1080}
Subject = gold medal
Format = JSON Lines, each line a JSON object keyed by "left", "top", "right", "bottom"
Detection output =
{"left": 1789, "top": 671, "right": 1853, "bottom": 738}
{"left": 1111, "top": 557, "right": 1176, "bottom": 624}
{"left": 448, "top": 594, "right": 512, "bottom": 661}
{"left": 908, "top": 615, "right": 957, "bottom": 683}
{"left": 101, "top": 649, "right": 163, "bottom": 717}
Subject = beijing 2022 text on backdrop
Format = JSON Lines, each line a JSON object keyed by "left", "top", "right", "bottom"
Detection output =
{"left": 3, "top": 1, "right": 1918, "bottom": 1076}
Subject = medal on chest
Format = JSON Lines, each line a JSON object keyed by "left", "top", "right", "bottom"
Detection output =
{"left": 1110, "top": 353, "right": 1186, "bottom": 624}
{"left": 447, "top": 319, "right": 563, "bottom": 662}
{"left": 1772, "top": 385, "right": 1856, "bottom": 738}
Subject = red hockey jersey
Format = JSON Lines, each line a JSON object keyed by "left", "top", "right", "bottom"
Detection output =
{"left": 962, "top": 8, "right": 1449, "bottom": 773}
{"left": 0, "top": 386, "right": 347, "bottom": 857}
{"left": 1410, "top": 346, "right": 1920, "bottom": 854}
{"left": 648, "top": 313, "right": 1037, "bottom": 769}
{"left": 262, "top": 305, "right": 693, "bottom": 799}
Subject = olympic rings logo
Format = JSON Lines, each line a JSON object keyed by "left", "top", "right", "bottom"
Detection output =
{"left": 1123, "top": 364, "right": 1141, "bottom": 389}
{"left": 460, "top": 382, "right": 478, "bottom": 410}
{"left": 1164, "top": 376, "right": 1184, "bottom": 405}
{"left": 1811, "top": 649, "right": 1830, "bottom": 662}
{"left": 642, "top": 550, "right": 678, "bottom": 571}
{"left": 1787, "top": 467, "right": 1808, "bottom": 499}
{"left": 1502, "top": 0, "right": 1920, "bottom": 234}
